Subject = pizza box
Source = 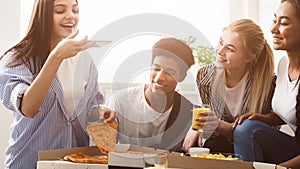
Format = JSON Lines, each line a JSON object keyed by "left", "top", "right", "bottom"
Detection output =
{"left": 37, "top": 144, "right": 287, "bottom": 169}
{"left": 167, "top": 154, "right": 288, "bottom": 169}
{"left": 37, "top": 144, "right": 168, "bottom": 169}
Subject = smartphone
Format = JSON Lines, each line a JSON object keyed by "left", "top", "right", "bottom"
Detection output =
{"left": 83, "top": 40, "right": 112, "bottom": 50}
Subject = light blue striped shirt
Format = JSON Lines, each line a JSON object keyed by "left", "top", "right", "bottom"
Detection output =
{"left": 0, "top": 51, "right": 103, "bottom": 169}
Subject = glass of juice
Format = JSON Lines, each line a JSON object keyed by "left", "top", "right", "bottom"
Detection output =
{"left": 192, "top": 104, "right": 210, "bottom": 132}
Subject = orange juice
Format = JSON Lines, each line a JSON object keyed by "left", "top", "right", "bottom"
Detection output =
{"left": 192, "top": 107, "right": 210, "bottom": 131}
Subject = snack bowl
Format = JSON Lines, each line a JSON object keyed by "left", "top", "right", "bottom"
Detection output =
{"left": 188, "top": 147, "right": 210, "bottom": 157}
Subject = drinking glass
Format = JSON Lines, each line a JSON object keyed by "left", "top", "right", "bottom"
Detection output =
{"left": 143, "top": 152, "right": 168, "bottom": 169}
{"left": 192, "top": 104, "right": 210, "bottom": 132}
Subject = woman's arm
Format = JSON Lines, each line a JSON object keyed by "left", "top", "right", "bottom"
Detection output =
{"left": 233, "top": 112, "right": 285, "bottom": 129}
{"left": 279, "top": 154, "right": 300, "bottom": 169}
{"left": 21, "top": 31, "right": 87, "bottom": 118}
{"left": 261, "top": 112, "right": 285, "bottom": 126}
{"left": 217, "top": 111, "right": 285, "bottom": 139}
{"left": 183, "top": 128, "right": 201, "bottom": 152}
{"left": 216, "top": 120, "right": 234, "bottom": 139}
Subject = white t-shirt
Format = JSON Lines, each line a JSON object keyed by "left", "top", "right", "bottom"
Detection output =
{"left": 225, "top": 72, "right": 248, "bottom": 119}
{"left": 272, "top": 56, "right": 298, "bottom": 132}
{"left": 57, "top": 53, "right": 89, "bottom": 119}
{"left": 105, "top": 85, "right": 172, "bottom": 147}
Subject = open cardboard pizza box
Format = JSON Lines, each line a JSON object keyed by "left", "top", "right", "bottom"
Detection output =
{"left": 167, "top": 153, "right": 289, "bottom": 169}
{"left": 37, "top": 144, "right": 167, "bottom": 169}
{"left": 37, "top": 143, "right": 286, "bottom": 169}
{"left": 168, "top": 153, "right": 253, "bottom": 169}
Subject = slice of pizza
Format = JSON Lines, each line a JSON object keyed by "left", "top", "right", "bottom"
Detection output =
{"left": 86, "top": 122, "right": 118, "bottom": 155}
{"left": 63, "top": 152, "right": 108, "bottom": 164}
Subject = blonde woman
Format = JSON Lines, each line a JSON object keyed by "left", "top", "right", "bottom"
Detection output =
{"left": 183, "top": 19, "right": 275, "bottom": 153}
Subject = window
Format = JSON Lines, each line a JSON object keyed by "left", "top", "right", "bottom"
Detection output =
{"left": 78, "top": 0, "right": 230, "bottom": 103}
{"left": 20, "top": 0, "right": 281, "bottom": 103}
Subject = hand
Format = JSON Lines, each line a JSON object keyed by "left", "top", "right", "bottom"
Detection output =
{"left": 232, "top": 112, "right": 265, "bottom": 129}
{"left": 183, "top": 129, "right": 202, "bottom": 152}
{"left": 198, "top": 110, "right": 220, "bottom": 139}
{"left": 50, "top": 30, "right": 88, "bottom": 61}
{"left": 98, "top": 105, "right": 116, "bottom": 123}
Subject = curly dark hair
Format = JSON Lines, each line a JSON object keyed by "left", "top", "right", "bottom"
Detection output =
{"left": 281, "top": 0, "right": 300, "bottom": 20}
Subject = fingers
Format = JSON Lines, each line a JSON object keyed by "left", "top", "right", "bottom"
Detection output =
{"left": 74, "top": 36, "right": 88, "bottom": 53}
{"left": 182, "top": 139, "right": 190, "bottom": 152}
{"left": 73, "top": 35, "right": 88, "bottom": 50}
{"left": 198, "top": 132, "right": 203, "bottom": 147}
{"left": 66, "top": 29, "right": 79, "bottom": 39}
{"left": 248, "top": 113, "right": 260, "bottom": 120}
{"left": 232, "top": 118, "right": 239, "bottom": 129}
{"left": 79, "top": 35, "right": 88, "bottom": 44}
{"left": 183, "top": 137, "right": 191, "bottom": 152}
{"left": 232, "top": 112, "right": 261, "bottom": 129}
{"left": 65, "top": 30, "right": 88, "bottom": 48}
{"left": 183, "top": 130, "right": 200, "bottom": 152}
{"left": 196, "top": 111, "right": 217, "bottom": 124}
{"left": 52, "top": 32, "right": 88, "bottom": 60}
{"left": 99, "top": 106, "right": 116, "bottom": 123}
{"left": 83, "top": 40, "right": 98, "bottom": 50}
{"left": 232, "top": 116, "right": 246, "bottom": 129}
{"left": 103, "top": 111, "right": 116, "bottom": 123}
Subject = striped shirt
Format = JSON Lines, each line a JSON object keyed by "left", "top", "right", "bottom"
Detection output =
{"left": 197, "top": 64, "right": 275, "bottom": 123}
{"left": 0, "top": 51, "right": 103, "bottom": 169}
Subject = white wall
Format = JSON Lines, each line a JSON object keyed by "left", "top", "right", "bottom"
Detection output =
{"left": 0, "top": 0, "right": 20, "bottom": 167}
{"left": 0, "top": 0, "right": 20, "bottom": 53}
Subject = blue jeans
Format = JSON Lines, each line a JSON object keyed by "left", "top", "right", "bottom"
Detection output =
{"left": 234, "top": 119, "right": 300, "bottom": 164}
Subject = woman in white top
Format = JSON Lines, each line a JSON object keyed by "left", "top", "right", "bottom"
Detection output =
{"left": 233, "top": 0, "right": 300, "bottom": 168}
{"left": 183, "top": 19, "right": 275, "bottom": 154}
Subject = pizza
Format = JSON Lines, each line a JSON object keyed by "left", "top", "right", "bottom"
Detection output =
{"left": 63, "top": 152, "right": 108, "bottom": 164}
{"left": 86, "top": 122, "right": 118, "bottom": 155}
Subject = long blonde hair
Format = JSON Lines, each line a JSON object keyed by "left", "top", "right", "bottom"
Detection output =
{"left": 224, "top": 19, "right": 274, "bottom": 113}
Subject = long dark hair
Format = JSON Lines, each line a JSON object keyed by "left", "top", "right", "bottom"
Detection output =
{"left": 1, "top": 0, "right": 54, "bottom": 74}
{"left": 281, "top": 0, "right": 300, "bottom": 146}
{"left": 282, "top": 0, "right": 300, "bottom": 18}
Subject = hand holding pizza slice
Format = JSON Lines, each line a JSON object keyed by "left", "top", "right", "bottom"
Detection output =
{"left": 86, "top": 122, "right": 118, "bottom": 156}
{"left": 63, "top": 122, "right": 117, "bottom": 164}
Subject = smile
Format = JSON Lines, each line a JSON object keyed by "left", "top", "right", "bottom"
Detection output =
{"left": 273, "top": 37, "right": 283, "bottom": 43}
{"left": 61, "top": 23, "right": 74, "bottom": 28}
{"left": 153, "top": 82, "right": 165, "bottom": 88}
{"left": 217, "top": 57, "right": 226, "bottom": 62}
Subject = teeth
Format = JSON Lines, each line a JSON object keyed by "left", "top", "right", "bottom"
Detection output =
{"left": 218, "top": 57, "right": 225, "bottom": 62}
{"left": 154, "top": 82, "right": 164, "bottom": 87}
{"left": 62, "top": 23, "right": 73, "bottom": 27}
{"left": 273, "top": 38, "right": 282, "bottom": 43}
